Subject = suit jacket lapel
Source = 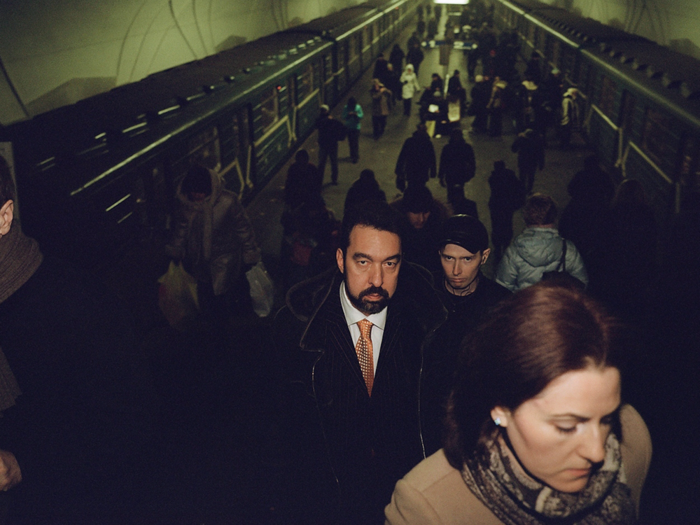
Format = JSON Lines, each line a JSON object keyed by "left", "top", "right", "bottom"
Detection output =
{"left": 307, "top": 282, "right": 368, "bottom": 392}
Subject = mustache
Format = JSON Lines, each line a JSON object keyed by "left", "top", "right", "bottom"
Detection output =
{"left": 359, "top": 286, "right": 389, "bottom": 300}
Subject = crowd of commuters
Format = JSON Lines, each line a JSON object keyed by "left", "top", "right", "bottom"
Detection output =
{"left": 1, "top": 2, "right": 697, "bottom": 524}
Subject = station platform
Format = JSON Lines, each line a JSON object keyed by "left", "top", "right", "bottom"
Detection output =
{"left": 246, "top": 26, "right": 593, "bottom": 285}
{"left": 84, "top": 13, "right": 694, "bottom": 525}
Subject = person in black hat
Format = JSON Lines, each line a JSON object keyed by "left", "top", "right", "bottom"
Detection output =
{"left": 421, "top": 214, "right": 511, "bottom": 456}
{"left": 390, "top": 185, "right": 448, "bottom": 274}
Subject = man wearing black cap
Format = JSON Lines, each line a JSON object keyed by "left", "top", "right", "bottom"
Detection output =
{"left": 421, "top": 215, "right": 511, "bottom": 455}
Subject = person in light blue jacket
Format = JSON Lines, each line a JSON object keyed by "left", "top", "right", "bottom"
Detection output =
{"left": 496, "top": 193, "right": 588, "bottom": 291}
{"left": 342, "top": 96, "right": 364, "bottom": 163}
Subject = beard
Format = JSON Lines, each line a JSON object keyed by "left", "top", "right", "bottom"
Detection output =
{"left": 346, "top": 281, "right": 391, "bottom": 315}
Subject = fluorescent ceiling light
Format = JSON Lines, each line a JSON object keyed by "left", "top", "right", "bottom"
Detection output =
{"left": 434, "top": 0, "right": 469, "bottom": 5}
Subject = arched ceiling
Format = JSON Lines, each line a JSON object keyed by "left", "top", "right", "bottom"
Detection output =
{"left": 0, "top": 0, "right": 362, "bottom": 125}
{"left": 1, "top": 0, "right": 699, "bottom": 125}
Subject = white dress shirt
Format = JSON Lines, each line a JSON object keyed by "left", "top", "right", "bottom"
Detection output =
{"left": 339, "top": 281, "right": 387, "bottom": 373}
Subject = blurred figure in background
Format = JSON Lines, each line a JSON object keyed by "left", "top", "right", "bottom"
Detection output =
{"left": 342, "top": 97, "right": 364, "bottom": 164}
{"left": 496, "top": 193, "right": 587, "bottom": 292}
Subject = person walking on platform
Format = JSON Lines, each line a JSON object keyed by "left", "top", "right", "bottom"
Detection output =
{"left": 344, "top": 169, "right": 386, "bottom": 214}
{"left": 370, "top": 78, "right": 392, "bottom": 140}
{"left": 487, "top": 77, "right": 507, "bottom": 137}
{"left": 511, "top": 128, "right": 545, "bottom": 193}
{"left": 469, "top": 75, "right": 490, "bottom": 133}
{"left": 406, "top": 42, "right": 424, "bottom": 75}
{"left": 439, "top": 129, "right": 476, "bottom": 205}
{"left": 283, "top": 149, "right": 322, "bottom": 220}
{"left": 427, "top": 17, "right": 438, "bottom": 40}
{"left": 447, "top": 69, "right": 467, "bottom": 113}
{"left": 407, "top": 31, "right": 421, "bottom": 51}
{"left": 389, "top": 44, "right": 405, "bottom": 76}
{"left": 273, "top": 201, "right": 446, "bottom": 525}
{"left": 488, "top": 160, "right": 525, "bottom": 262}
{"left": 495, "top": 193, "right": 588, "bottom": 292}
{"left": 560, "top": 87, "right": 582, "bottom": 149}
{"left": 391, "top": 185, "right": 449, "bottom": 274}
{"left": 168, "top": 164, "right": 262, "bottom": 318}
{"left": 400, "top": 64, "right": 421, "bottom": 116}
{"left": 421, "top": 214, "right": 511, "bottom": 456}
{"left": 342, "top": 97, "right": 363, "bottom": 164}
{"left": 372, "top": 53, "right": 389, "bottom": 86}
{"left": 395, "top": 123, "right": 436, "bottom": 190}
{"left": 316, "top": 105, "right": 347, "bottom": 184}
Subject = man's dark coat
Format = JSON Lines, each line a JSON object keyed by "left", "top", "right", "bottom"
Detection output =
{"left": 274, "top": 264, "right": 446, "bottom": 524}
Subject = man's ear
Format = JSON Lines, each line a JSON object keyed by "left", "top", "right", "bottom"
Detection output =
{"left": 336, "top": 248, "right": 345, "bottom": 274}
{"left": 480, "top": 248, "right": 491, "bottom": 265}
{"left": 0, "top": 200, "right": 14, "bottom": 236}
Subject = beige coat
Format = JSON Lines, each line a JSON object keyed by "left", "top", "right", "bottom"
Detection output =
{"left": 385, "top": 405, "right": 652, "bottom": 525}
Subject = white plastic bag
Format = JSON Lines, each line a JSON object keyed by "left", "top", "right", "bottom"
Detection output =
{"left": 245, "top": 261, "right": 275, "bottom": 317}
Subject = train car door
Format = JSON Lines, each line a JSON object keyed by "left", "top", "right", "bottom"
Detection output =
{"left": 220, "top": 107, "right": 251, "bottom": 198}
{"left": 296, "top": 61, "right": 321, "bottom": 140}
{"left": 678, "top": 134, "right": 700, "bottom": 210}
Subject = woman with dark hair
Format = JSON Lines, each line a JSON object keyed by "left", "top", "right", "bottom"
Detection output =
{"left": 386, "top": 282, "right": 652, "bottom": 524}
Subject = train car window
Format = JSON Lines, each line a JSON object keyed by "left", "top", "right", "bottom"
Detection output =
{"left": 172, "top": 125, "right": 221, "bottom": 182}
{"left": 374, "top": 21, "right": 380, "bottom": 42}
{"left": 679, "top": 135, "right": 700, "bottom": 192}
{"left": 349, "top": 34, "right": 360, "bottom": 63}
{"left": 641, "top": 106, "right": 675, "bottom": 170}
{"left": 260, "top": 87, "right": 280, "bottom": 133}
{"left": 298, "top": 63, "right": 314, "bottom": 102}
{"left": 598, "top": 76, "right": 617, "bottom": 119}
{"left": 363, "top": 25, "right": 371, "bottom": 50}
{"left": 551, "top": 40, "right": 561, "bottom": 71}
{"left": 619, "top": 91, "right": 636, "bottom": 131}
{"left": 287, "top": 76, "right": 296, "bottom": 108}
{"left": 526, "top": 21, "right": 536, "bottom": 45}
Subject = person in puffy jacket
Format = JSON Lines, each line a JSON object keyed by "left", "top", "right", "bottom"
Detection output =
{"left": 167, "top": 164, "right": 261, "bottom": 317}
{"left": 495, "top": 193, "right": 587, "bottom": 291}
{"left": 400, "top": 64, "right": 421, "bottom": 116}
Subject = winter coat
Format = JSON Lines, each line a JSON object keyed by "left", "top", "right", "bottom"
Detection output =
{"left": 495, "top": 227, "right": 588, "bottom": 292}
{"left": 167, "top": 169, "right": 260, "bottom": 295}
{"left": 386, "top": 406, "right": 651, "bottom": 525}
{"left": 371, "top": 84, "right": 393, "bottom": 116}
{"left": 511, "top": 130, "right": 545, "bottom": 171}
{"left": 316, "top": 115, "right": 347, "bottom": 148}
{"left": 389, "top": 45, "right": 405, "bottom": 72}
{"left": 273, "top": 265, "right": 447, "bottom": 524}
{"left": 400, "top": 66, "right": 422, "bottom": 100}
{"left": 439, "top": 137, "right": 476, "bottom": 186}
{"left": 395, "top": 129, "right": 437, "bottom": 185}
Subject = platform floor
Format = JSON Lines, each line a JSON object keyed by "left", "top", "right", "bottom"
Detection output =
{"left": 90, "top": 15, "right": 695, "bottom": 525}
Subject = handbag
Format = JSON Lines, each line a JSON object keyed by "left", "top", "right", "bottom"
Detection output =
{"left": 541, "top": 239, "right": 586, "bottom": 289}
{"left": 245, "top": 261, "right": 275, "bottom": 317}
{"left": 158, "top": 261, "right": 200, "bottom": 330}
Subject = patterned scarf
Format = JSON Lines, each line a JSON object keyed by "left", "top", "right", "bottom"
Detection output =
{"left": 0, "top": 223, "right": 43, "bottom": 304}
{"left": 0, "top": 223, "right": 40, "bottom": 410}
{"left": 460, "top": 431, "right": 636, "bottom": 524}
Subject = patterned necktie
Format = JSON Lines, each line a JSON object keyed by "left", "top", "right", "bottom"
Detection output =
{"left": 356, "top": 319, "right": 374, "bottom": 396}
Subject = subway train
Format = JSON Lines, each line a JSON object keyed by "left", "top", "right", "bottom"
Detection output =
{"left": 491, "top": 0, "right": 700, "bottom": 225}
{"left": 0, "top": 0, "right": 421, "bottom": 267}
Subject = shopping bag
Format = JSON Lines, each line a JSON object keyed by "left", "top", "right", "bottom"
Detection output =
{"left": 245, "top": 261, "right": 275, "bottom": 318}
{"left": 158, "top": 261, "right": 200, "bottom": 329}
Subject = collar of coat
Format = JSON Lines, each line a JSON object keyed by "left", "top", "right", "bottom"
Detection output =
{"left": 285, "top": 263, "right": 448, "bottom": 352}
